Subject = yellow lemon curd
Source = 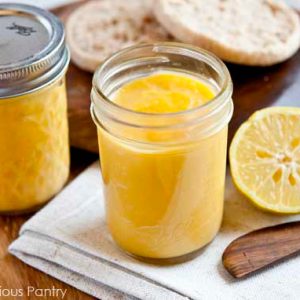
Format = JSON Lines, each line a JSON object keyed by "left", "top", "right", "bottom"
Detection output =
{"left": 0, "top": 79, "right": 70, "bottom": 213}
{"left": 97, "top": 73, "right": 228, "bottom": 259}
{"left": 114, "top": 73, "right": 214, "bottom": 113}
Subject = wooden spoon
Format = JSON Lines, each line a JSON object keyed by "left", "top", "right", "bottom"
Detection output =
{"left": 222, "top": 221, "right": 300, "bottom": 278}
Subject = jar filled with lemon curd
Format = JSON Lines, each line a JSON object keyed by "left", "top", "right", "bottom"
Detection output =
{"left": 0, "top": 4, "right": 70, "bottom": 214}
{"left": 91, "top": 43, "right": 233, "bottom": 261}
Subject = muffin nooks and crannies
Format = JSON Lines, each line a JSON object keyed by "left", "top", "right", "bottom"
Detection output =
{"left": 66, "top": 0, "right": 173, "bottom": 72}
{"left": 154, "top": 0, "right": 300, "bottom": 66}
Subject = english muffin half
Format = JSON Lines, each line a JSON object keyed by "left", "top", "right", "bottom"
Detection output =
{"left": 154, "top": 0, "right": 300, "bottom": 66}
{"left": 66, "top": 0, "right": 173, "bottom": 72}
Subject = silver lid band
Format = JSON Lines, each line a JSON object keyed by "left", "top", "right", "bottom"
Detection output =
{"left": 0, "top": 3, "right": 69, "bottom": 98}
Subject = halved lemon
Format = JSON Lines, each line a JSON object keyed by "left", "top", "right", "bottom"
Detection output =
{"left": 230, "top": 107, "right": 300, "bottom": 213}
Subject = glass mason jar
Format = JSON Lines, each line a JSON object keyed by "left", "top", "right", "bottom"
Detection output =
{"left": 91, "top": 43, "right": 233, "bottom": 261}
{"left": 0, "top": 4, "right": 70, "bottom": 214}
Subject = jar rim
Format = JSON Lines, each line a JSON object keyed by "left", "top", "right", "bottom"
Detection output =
{"left": 92, "top": 42, "right": 233, "bottom": 119}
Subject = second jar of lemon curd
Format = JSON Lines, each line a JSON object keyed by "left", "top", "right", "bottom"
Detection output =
{"left": 0, "top": 4, "right": 70, "bottom": 214}
{"left": 91, "top": 43, "right": 233, "bottom": 261}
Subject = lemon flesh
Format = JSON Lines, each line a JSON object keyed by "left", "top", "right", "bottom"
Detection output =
{"left": 230, "top": 107, "right": 300, "bottom": 213}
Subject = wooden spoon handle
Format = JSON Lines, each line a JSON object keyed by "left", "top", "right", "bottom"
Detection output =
{"left": 222, "top": 221, "right": 300, "bottom": 278}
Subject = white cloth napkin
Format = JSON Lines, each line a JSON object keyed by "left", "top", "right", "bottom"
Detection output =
{"left": 9, "top": 162, "right": 300, "bottom": 300}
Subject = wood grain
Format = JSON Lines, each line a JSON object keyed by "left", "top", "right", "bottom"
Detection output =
{"left": 228, "top": 52, "right": 300, "bottom": 142}
{"left": 54, "top": 2, "right": 300, "bottom": 153}
{"left": 222, "top": 221, "right": 300, "bottom": 278}
{"left": 0, "top": 148, "right": 98, "bottom": 300}
{"left": 54, "top": 1, "right": 98, "bottom": 153}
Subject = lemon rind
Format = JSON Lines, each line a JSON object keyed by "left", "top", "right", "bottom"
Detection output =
{"left": 229, "top": 107, "right": 300, "bottom": 214}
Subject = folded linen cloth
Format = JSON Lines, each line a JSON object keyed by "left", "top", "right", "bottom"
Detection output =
{"left": 9, "top": 162, "right": 300, "bottom": 300}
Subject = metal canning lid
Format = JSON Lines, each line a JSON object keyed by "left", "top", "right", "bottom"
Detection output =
{"left": 0, "top": 3, "right": 70, "bottom": 98}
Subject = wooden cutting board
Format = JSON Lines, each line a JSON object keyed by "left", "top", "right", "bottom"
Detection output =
{"left": 53, "top": 2, "right": 300, "bottom": 153}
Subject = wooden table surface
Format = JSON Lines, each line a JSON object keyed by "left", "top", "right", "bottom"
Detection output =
{"left": 56, "top": 1, "right": 300, "bottom": 153}
{"left": 0, "top": 148, "right": 98, "bottom": 300}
